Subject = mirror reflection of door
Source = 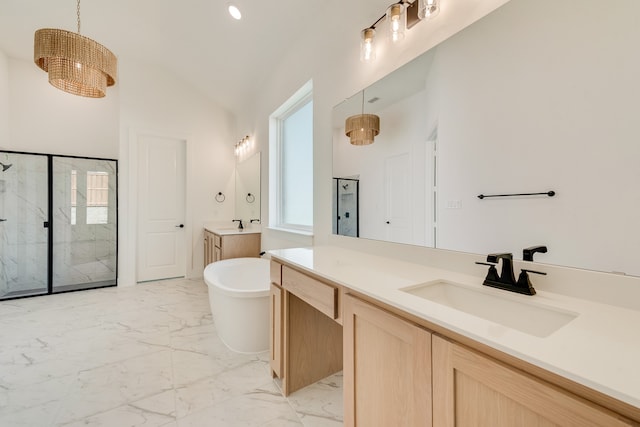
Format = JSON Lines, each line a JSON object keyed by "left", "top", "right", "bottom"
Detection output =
{"left": 384, "top": 153, "right": 412, "bottom": 244}
{"left": 335, "top": 178, "right": 359, "bottom": 237}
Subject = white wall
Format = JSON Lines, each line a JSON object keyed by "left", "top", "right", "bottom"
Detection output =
{"left": 0, "top": 50, "right": 8, "bottom": 147}
{"left": 429, "top": 0, "right": 640, "bottom": 275}
{"left": 5, "top": 58, "right": 119, "bottom": 158}
{"left": 118, "top": 59, "right": 237, "bottom": 285}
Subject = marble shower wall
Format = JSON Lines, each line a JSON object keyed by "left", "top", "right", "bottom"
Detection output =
{"left": 0, "top": 152, "right": 49, "bottom": 298}
{"left": 52, "top": 157, "right": 117, "bottom": 289}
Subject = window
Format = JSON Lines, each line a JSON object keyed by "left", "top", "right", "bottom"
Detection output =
{"left": 269, "top": 80, "right": 313, "bottom": 232}
{"left": 70, "top": 170, "right": 110, "bottom": 225}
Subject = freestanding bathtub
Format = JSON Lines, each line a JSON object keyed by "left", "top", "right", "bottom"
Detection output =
{"left": 203, "top": 257, "right": 270, "bottom": 353}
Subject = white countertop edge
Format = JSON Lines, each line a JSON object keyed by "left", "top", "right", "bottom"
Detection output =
{"left": 204, "top": 225, "right": 261, "bottom": 235}
{"left": 268, "top": 246, "right": 640, "bottom": 410}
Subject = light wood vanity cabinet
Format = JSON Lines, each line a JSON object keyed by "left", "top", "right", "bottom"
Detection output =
{"left": 343, "top": 294, "right": 432, "bottom": 427}
{"left": 269, "top": 282, "right": 283, "bottom": 378}
{"left": 432, "top": 336, "right": 632, "bottom": 427}
{"left": 269, "top": 261, "right": 343, "bottom": 396}
{"left": 203, "top": 229, "right": 260, "bottom": 265}
{"left": 270, "top": 258, "right": 638, "bottom": 426}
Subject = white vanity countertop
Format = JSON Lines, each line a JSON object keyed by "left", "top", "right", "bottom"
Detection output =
{"left": 269, "top": 245, "right": 640, "bottom": 409}
{"left": 204, "top": 223, "right": 261, "bottom": 235}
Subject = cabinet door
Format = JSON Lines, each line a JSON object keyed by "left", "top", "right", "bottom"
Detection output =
{"left": 270, "top": 283, "right": 283, "bottom": 378}
{"left": 203, "top": 231, "right": 211, "bottom": 266}
{"left": 344, "top": 295, "right": 432, "bottom": 427}
{"left": 218, "top": 234, "right": 261, "bottom": 260}
{"left": 214, "top": 246, "right": 221, "bottom": 262}
{"left": 432, "top": 335, "right": 632, "bottom": 427}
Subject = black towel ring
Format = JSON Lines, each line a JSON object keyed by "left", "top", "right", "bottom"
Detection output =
{"left": 215, "top": 192, "right": 225, "bottom": 203}
{"left": 246, "top": 193, "right": 255, "bottom": 203}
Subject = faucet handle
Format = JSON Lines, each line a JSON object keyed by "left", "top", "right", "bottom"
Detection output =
{"left": 523, "top": 245, "right": 547, "bottom": 261}
{"left": 516, "top": 268, "right": 546, "bottom": 295}
{"left": 521, "top": 268, "right": 547, "bottom": 276}
{"left": 475, "top": 262, "right": 500, "bottom": 282}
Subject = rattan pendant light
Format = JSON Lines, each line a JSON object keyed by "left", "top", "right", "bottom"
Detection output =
{"left": 345, "top": 91, "right": 380, "bottom": 146}
{"left": 34, "top": 0, "right": 117, "bottom": 98}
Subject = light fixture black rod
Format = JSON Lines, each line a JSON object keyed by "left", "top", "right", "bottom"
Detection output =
{"left": 477, "top": 191, "right": 556, "bottom": 200}
{"left": 369, "top": 13, "right": 385, "bottom": 29}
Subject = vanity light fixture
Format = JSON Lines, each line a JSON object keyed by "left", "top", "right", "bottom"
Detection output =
{"left": 345, "top": 91, "right": 380, "bottom": 146}
{"left": 359, "top": 0, "right": 441, "bottom": 62}
{"left": 34, "top": 0, "right": 117, "bottom": 98}
{"left": 234, "top": 135, "right": 251, "bottom": 156}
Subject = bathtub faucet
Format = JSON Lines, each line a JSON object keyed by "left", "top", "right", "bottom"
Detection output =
{"left": 232, "top": 219, "right": 244, "bottom": 230}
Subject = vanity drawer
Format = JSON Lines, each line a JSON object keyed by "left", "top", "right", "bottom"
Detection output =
{"left": 270, "top": 260, "right": 282, "bottom": 286}
{"left": 282, "top": 266, "right": 338, "bottom": 319}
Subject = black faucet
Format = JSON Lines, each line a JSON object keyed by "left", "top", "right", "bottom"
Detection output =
{"left": 476, "top": 252, "right": 545, "bottom": 296}
{"left": 232, "top": 219, "right": 244, "bottom": 230}
{"left": 250, "top": 219, "right": 260, "bottom": 223}
{"left": 487, "top": 253, "right": 516, "bottom": 286}
{"left": 523, "top": 245, "right": 547, "bottom": 261}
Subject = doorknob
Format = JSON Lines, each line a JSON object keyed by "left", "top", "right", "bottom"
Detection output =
{"left": 176, "top": 224, "right": 184, "bottom": 228}
{"left": 386, "top": 221, "right": 390, "bottom": 224}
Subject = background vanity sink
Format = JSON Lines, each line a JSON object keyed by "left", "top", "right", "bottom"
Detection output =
{"left": 401, "top": 280, "right": 578, "bottom": 338}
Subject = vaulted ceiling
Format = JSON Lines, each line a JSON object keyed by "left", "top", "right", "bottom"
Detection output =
{"left": 0, "top": 0, "right": 330, "bottom": 114}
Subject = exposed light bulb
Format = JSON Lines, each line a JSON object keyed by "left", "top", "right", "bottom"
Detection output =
{"left": 360, "top": 28, "right": 376, "bottom": 63}
{"left": 387, "top": 4, "right": 405, "bottom": 43}
{"left": 418, "top": 0, "right": 439, "bottom": 20}
{"left": 228, "top": 4, "right": 242, "bottom": 20}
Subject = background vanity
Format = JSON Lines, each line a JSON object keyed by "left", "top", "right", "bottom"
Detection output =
{"left": 203, "top": 152, "right": 262, "bottom": 264}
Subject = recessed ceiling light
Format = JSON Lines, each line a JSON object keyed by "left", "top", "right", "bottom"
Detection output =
{"left": 228, "top": 5, "right": 242, "bottom": 20}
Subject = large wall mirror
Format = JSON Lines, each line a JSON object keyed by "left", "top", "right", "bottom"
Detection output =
{"left": 333, "top": 0, "right": 640, "bottom": 276}
{"left": 235, "top": 152, "right": 261, "bottom": 223}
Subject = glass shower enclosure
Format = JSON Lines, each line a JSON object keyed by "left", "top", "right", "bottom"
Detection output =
{"left": 0, "top": 151, "right": 117, "bottom": 300}
{"left": 332, "top": 177, "right": 359, "bottom": 238}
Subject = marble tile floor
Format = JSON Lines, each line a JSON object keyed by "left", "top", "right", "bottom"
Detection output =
{"left": 0, "top": 278, "right": 344, "bottom": 426}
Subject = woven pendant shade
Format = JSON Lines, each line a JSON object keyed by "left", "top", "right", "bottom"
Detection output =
{"left": 34, "top": 28, "right": 117, "bottom": 98}
{"left": 345, "top": 114, "right": 380, "bottom": 146}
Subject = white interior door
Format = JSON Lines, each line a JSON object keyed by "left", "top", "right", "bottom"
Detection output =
{"left": 384, "top": 153, "right": 412, "bottom": 244}
{"left": 137, "top": 135, "right": 186, "bottom": 282}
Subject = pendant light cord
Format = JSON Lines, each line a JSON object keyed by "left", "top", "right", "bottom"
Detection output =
{"left": 77, "top": 0, "right": 81, "bottom": 34}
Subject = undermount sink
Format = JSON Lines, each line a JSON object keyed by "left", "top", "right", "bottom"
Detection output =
{"left": 401, "top": 280, "right": 578, "bottom": 338}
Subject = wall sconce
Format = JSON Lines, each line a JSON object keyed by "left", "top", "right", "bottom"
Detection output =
{"left": 359, "top": 0, "right": 441, "bottom": 62}
{"left": 234, "top": 135, "right": 251, "bottom": 156}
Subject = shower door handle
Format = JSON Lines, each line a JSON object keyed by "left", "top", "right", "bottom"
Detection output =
{"left": 0, "top": 218, "right": 6, "bottom": 222}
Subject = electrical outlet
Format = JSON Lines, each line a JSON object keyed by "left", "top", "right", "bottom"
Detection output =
{"left": 446, "top": 200, "right": 462, "bottom": 209}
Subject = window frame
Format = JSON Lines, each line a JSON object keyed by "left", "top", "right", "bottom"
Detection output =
{"left": 269, "top": 80, "right": 314, "bottom": 233}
